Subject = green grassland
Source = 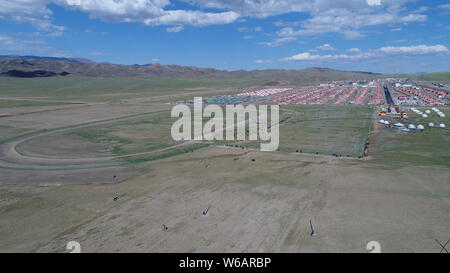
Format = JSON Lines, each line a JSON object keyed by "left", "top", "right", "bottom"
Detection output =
{"left": 13, "top": 109, "right": 206, "bottom": 163}
{"left": 62, "top": 111, "right": 214, "bottom": 163}
{"left": 37, "top": 110, "right": 180, "bottom": 157}
{"left": 1, "top": 75, "right": 449, "bottom": 253}
{"left": 0, "top": 125, "right": 34, "bottom": 143}
{"left": 418, "top": 72, "right": 450, "bottom": 83}
{"left": 0, "top": 77, "right": 255, "bottom": 102}
{"left": 0, "top": 99, "right": 77, "bottom": 108}
{"left": 368, "top": 107, "right": 450, "bottom": 167}
{"left": 124, "top": 143, "right": 210, "bottom": 164}
{"left": 15, "top": 105, "right": 372, "bottom": 163}
{"left": 2, "top": 74, "right": 447, "bottom": 168}
{"left": 217, "top": 105, "right": 374, "bottom": 157}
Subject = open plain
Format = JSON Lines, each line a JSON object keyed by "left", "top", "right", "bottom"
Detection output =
{"left": 0, "top": 77, "right": 449, "bottom": 253}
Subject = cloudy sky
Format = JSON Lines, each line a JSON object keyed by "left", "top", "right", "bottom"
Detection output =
{"left": 0, "top": 0, "right": 449, "bottom": 73}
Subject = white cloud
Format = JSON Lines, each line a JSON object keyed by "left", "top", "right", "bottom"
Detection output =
{"left": 281, "top": 52, "right": 365, "bottom": 61}
{"left": 166, "top": 26, "right": 184, "bottom": 32}
{"left": 0, "top": 0, "right": 65, "bottom": 33}
{"left": 379, "top": 45, "right": 449, "bottom": 55}
{"left": 237, "top": 27, "right": 249, "bottom": 32}
{"left": 438, "top": 4, "right": 450, "bottom": 10}
{"left": 0, "top": 0, "right": 428, "bottom": 38}
{"left": 258, "top": 37, "right": 296, "bottom": 47}
{"left": 347, "top": 48, "right": 362, "bottom": 53}
{"left": 13, "top": 30, "right": 64, "bottom": 37}
{"left": 276, "top": 27, "right": 296, "bottom": 37}
{"left": 390, "top": 39, "right": 408, "bottom": 43}
{"left": 142, "top": 10, "right": 239, "bottom": 26}
{"left": 0, "top": 34, "right": 69, "bottom": 56}
{"left": 275, "top": 3, "right": 427, "bottom": 40}
{"left": 366, "top": 0, "right": 381, "bottom": 6}
{"left": 282, "top": 44, "right": 449, "bottom": 61}
{"left": 412, "top": 6, "right": 428, "bottom": 13}
{"left": 189, "top": 0, "right": 417, "bottom": 18}
{"left": 312, "top": 44, "right": 336, "bottom": 52}
{"left": 243, "top": 35, "right": 255, "bottom": 40}
{"left": 0, "top": 0, "right": 239, "bottom": 33}
{"left": 237, "top": 26, "right": 262, "bottom": 32}
{"left": 254, "top": 59, "right": 272, "bottom": 64}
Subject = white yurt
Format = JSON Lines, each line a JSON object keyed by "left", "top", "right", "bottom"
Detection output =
{"left": 408, "top": 124, "right": 416, "bottom": 129}
{"left": 425, "top": 110, "right": 431, "bottom": 114}
{"left": 428, "top": 122, "right": 434, "bottom": 127}
{"left": 422, "top": 114, "right": 428, "bottom": 118}
{"left": 379, "top": 119, "right": 385, "bottom": 124}
{"left": 439, "top": 123, "right": 446, "bottom": 128}
{"left": 417, "top": 124, "right": 425, "bottom": 131}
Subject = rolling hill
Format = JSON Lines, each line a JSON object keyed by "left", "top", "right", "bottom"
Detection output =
{"left": 0, "top": 55, "right": 385, "bottom": 85}
{"left": 418, "top": 71, "right": 450, "bottom": 82}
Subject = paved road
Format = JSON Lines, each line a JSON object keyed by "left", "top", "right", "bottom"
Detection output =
{"left": 383, "top": 85, "right": 395, "bottom": 106}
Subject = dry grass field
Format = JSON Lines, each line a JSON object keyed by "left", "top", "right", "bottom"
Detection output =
{"left": 0, "top": 78, "right": 448, "bottom": 253}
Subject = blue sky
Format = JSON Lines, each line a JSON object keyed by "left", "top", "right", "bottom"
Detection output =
{"left": 0, "top": 0, "right": 449, "bottom": 73}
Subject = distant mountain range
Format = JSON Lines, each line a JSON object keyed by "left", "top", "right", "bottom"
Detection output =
{"left": 0, "top": 55, "right": 93, "bottom": 63}
{"left": 0, "top": 55, "right": 383, "bottom": 84}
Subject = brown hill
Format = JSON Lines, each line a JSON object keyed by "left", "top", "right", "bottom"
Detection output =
{"left": 0, "top": 55, "right": 382, "bottom": 84}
